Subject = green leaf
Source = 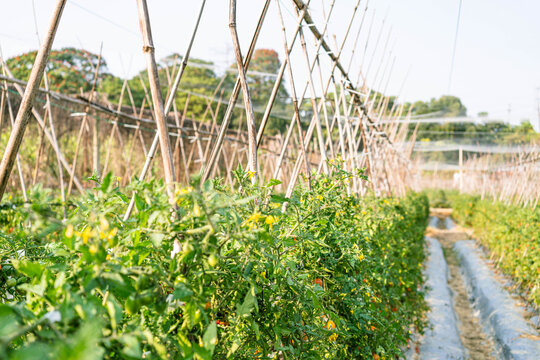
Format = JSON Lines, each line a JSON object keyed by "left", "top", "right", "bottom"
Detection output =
{"left": 202, "top": 321, "right": 217, "bottom": 354}
{"left": 173, "top": 283, "right": 194, "bottom": 301}
{"left": 149, "top": 232, "right": 166, "bottom": 247}
{"left": 252, "top": 321, "right": 260, "bottom": 340}
{"left": 266, "top": 179, "right": 282, "bottom": 187}
{"left": 120, "top": 335, "right": 141, "bottom": 359}
{"left": 226, "top": 338, "right": 241, "bottom": 357}
{"left": 193, "top": 344, "right": 212, "bottom": 360}
{"left": 9, "top": 342, "right": 53, "bottom": 360}
{"left": 12, "top": 259, "right": 44, "bottom": 277}
{"left": 134, "top": 193, "right": 145, "bottom": 212}
{"left": 18, "top": 282, "right": 46, "bottom": 297}
{"left": 236, "top": 286, "right": 258, "bottom": 317}
{"left": 54, "top": 320, "right": 104, "bottom": 360}
{"left": 100, "top": 172, "right": 113, "bottom": 192}
{"left": 0, "top": 304, "right": 20, "bottom": 338}
{"left": 270, "top": 194, "right": 289, "bottom": 204}
{"left": 177, "top": 333, "right": 193, "bottom": 357}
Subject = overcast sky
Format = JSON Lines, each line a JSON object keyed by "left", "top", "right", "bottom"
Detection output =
{"left": 1, "top": 0, "right": 539, "bottom": 130}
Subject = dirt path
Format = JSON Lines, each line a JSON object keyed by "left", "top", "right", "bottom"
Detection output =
{"left": 426, "top": 214, "right": 497, "bottom": 360}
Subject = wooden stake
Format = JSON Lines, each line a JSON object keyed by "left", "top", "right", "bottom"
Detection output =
{"left": 202, "top": 0, "right": 271, "bottom": 182}
{"left": 136, "top": 0, "right": 176, "bottom": 203}
{"left": 229, "top": 0, "right": 258, "bottom": 183}
{"left": 67, "top": 49, "right": 103, "bottom": 194}
{"left": 0, "top": 0, "right": 66, "bottom": 201}
{"left": 124, "top": 0, "right": 207, "bottom": 220}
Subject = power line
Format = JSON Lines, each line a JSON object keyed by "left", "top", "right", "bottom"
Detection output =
{"left": 67, "top": 0, "right": 139, "bottom": 38}
{"left": 447, "top": 0, "right": 463, "bottom": 94}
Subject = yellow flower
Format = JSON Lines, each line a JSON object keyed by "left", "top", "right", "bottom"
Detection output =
{"left": 246, "top": 171, "right": 256, "bottom": 179}
{"left": 361, "top": 211, "right": 367, "bottom": 215}
{"left": 358, "top": 254, "right": 365, "bottom": 261}
{"left": 65, "top": 224, "right": 74, "bottom": 238}
{"left": 175, "top": 186, "right": 193, "bottom": 197}
{"left": 248, "top": 212, "right": 262, "bottom": 223}
{"left": 109, "top": 227, "right": 118, "bottom": 238}
{"left": 100, "top": 217, "right": 109, "bottom": 231}
{"left": 193, "top": 204, "right": 201, "bottom": 217}
{"left": 265, "top": 215, "right": 277, "bottom": 229}
{"left": 242, "top": 212, "right": 263, "bottom": 229}
{"left": 89, "top": 244, "right": 98, "bottom": 254}
{"left": 328, "top": 333, "right": 338, "bottom": 342}
{"left": 103, "top": 228, "right": 118, "bottom": 245}
{"left": 326, "top": 320, "right": 336, "bottom": 330}
{"left": 81, "top": 227, "right": 93, "bottom": 244}
{"left": 106, "top": 254, "right": 111, "bottom": 261}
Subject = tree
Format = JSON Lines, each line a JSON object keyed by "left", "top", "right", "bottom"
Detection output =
{"left": 7, "top": 47, "right": 108, "bottom": 94}
{"left": 234, "top": 49, "right": 290, "bottom": 134}
{"left": 101, "top": 55, "right": 229, "bottom": 120}
{"left": 411, "top": 95, "right": 467, "bottom": 117}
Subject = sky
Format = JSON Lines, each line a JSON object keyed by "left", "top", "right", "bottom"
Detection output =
{"left": 1, "top": 0, "right": 539, "bottom": 130}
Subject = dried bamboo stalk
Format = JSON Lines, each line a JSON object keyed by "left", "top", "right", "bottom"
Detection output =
{"left": 136, "top": 0, "right": 177, "bottom": 203}
{"left": 0, "top": 0, "right": 66, "bottom": 200}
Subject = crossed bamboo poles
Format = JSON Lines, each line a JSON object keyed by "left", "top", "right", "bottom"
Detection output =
{"left": 0, "top": 0, "right": 427, "bottom": 215}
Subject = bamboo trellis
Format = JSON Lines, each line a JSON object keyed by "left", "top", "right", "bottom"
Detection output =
{"left": 0, "top": 0, "right": 432, "bottom": 215}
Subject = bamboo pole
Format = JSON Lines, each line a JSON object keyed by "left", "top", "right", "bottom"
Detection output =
{"left": 123, "top": 0, "right": 206, "bottom": 221}
{"left": 276, "top": 0, "right": 362, "bottom": 191}
{"left": 275, "top": 0, "right": 311, "bottom": 188}
{"left": 174, "top": 94, "right": 191, "bottom": 183}
{"left": 255, "top": 0, "right": 312, "bottom": 146}
{"left": 0, "top": 87, "right": 4, "bottom": 129}
{"left": 202, "top": 0, "right": 271, "bottom": 182}
{"left": 3, "top": 83, "right": 28, "bottom": 201}
{"left": 42, "top": 71, "right": 66, "bottom": 216}
{"left": 30, "top": 6, "right": 67, "bottom": 211}
{"left": 92, "top": 43, "right": 103, "bottom": 178}
{"left": 297, "top": 26, "right": 328, "bottom": 174}
{"left": 32, "top": 119, "right": 46, "bottom": 186}
{"left": 67, "top": 49, "right": 103, "bottom": 195}
{"left": 0, "top": 0, "right": 66, "bottom": 201}
{"left": 229, "top": 0, "right": 258, "bottom": 183}
{"left": 271, "top": 0, "right": 338, "bottom": 180}
{"left": 0, "top": 60, "right": 84, "bottom": 193}
{"left": 102, "top": 79, "right": 128, "bottom": 176}
{"left": 136, "top": 0, "right": 177, "bottom": 203}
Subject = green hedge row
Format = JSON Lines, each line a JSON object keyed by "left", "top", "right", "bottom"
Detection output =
{"left": 446, "top": 192, "right": 540, "bottom": 306}
{"left": 1, "top": 168, "right": 428, "bottom": 359}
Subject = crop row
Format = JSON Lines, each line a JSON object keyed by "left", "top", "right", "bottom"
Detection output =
{"left": 443, "top": 191, "right": 540, "bottom": 306}
{"left": 0, "top": 167, "right": 429, "bottom": 359}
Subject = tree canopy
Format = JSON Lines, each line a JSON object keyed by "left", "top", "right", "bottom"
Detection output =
{"left": 6, "top": 47, "right": 108, "bottom": 94}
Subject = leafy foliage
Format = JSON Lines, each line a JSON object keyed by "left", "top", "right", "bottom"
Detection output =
{"left": 6, "top": 47, "right": 107, "bottom": 94}
{"left": 0, "top": 166, "right": 428, "bottom": 360}
{"left": 445, "top": 191, "right": 540, "bottom": 306}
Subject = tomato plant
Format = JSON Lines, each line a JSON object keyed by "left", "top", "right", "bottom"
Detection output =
{"left": 445, "top": 191, "right": 540, "bottom": 306}
{"left": 0, "top": 166, "right": 429, "bottom": 359}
